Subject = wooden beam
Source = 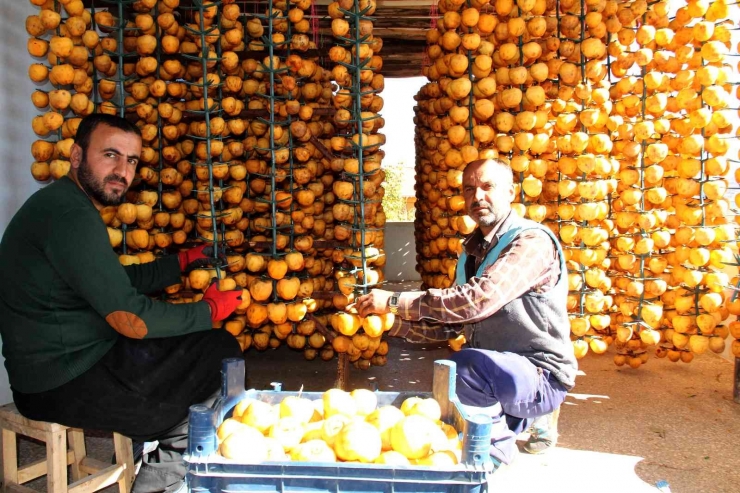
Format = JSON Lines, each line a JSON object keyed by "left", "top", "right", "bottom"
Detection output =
{"left": 318, "top": 27, "right": 429, "bottom": 40}
{"left": 81, "top": 0, "right": 436, "bottom": 17}
{"left": 315, "top": 0, "right": 436, "bottom": 8}
{"left": 381, "top": 57, "right": 426, "bottom": 63}
{"left": 0, "top": 421, "right": 47, "bottom": 443}
{"left": 366, "top": 28, "right": 430, "bottom": 40}
{"left": 375, "top": 39, "right": 427, "bottom": 52}
{"left": 16, "top": 451, "right": 76, "bottom": 484}
{"left": 159, "top": 0, "right": 436, "bottom": 12}
{"left": 4, "top": 483, "right": 38, "bottom": 493}
{"left": 381, "top": 60, "right": 426, "bottom": 68}
{"left": 378, "top": 43, "right": 426, "bottom": 55}
{"left": 78, "top": 0, "right": 436, "bottom": 78}
{"left": 68, "top": 465, "right": 125, "bottom": 493}
{"left": 380, "top": 68, "right": 426, "bottom": 78}
{"left": 316, "top": 16, "right": 433, "bottom": 29}
{"left": 380, "top": 64, "right": 426, "bottom": 75}
{"left": 378, "top": 52, "right": 426, "bottom": 61}
{"left": 79, "top": 458, "right": 112, "bottom": 476}
{"left": 372, "top": 16, "right": 435, "bottom": 29}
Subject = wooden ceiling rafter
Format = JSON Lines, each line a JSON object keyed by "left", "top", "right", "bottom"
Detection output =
{"left": 82, "top": 0, "right": 437, "bottom": 77}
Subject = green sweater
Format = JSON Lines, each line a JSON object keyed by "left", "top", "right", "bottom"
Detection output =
{"left": 0, "top": 176, "right": 212, "bottom": 393}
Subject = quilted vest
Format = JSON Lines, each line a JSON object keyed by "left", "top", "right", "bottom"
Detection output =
{"left": 455, "top": 214, "right": 577, "bottom": 389}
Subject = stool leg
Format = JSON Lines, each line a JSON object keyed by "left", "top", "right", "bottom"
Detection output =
{"left": 67, "top": 429, "right": 87, "bottom": 481}
{"left": 45, "top": 430, "right": 67, "bottom": 493}
{"left": 2, "top": 429, "right": 19, "bottom": 492}
{"left": 113, "top": 434, "right": 134, "bottom": 493}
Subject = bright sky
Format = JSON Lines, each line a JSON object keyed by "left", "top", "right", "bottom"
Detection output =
{"left": 380, "top": 77, "right": 427, "bottom": 170}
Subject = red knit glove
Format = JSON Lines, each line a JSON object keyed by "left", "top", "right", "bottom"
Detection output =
{"left": 202, "top": 282, "right": 242, "bottom": 322}
{"left": 178, "top": 244, "right": 210, "bottom": 271}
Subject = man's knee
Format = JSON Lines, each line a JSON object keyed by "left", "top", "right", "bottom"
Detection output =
{"left": 204, "top": 330, "right": 243, "bottom": 358}
{"left": 449, "top": 348, "right": 505, "bottom": 388}
{"left": 449, "top": 348, "right": 494, "bottom": 374}
{"left": 447, "top": 349, "right": 499, "bottom": 407}
{"left": 449, "top": 349, "right": 544, "bottom": 411}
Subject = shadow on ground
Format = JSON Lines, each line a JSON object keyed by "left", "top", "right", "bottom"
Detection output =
{"left": 10, "top": 336, "right": 740, "bottom": 493}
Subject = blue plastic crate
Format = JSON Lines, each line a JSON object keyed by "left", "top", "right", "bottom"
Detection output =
{"left": 185, "top": 358, "right": 493, "bottom": 493}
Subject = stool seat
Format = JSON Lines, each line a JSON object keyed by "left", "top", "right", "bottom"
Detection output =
{"left": 0, "top": 404, "right": 67, "bottom": 434}
{"left": 0, "top": 403, "right": 135, "bottom": 493}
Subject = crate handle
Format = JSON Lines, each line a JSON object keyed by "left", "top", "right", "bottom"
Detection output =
{"left": 461, "top": 413, "right": 493, "bottom": 469}
{"left": 185, "top": 359, "right": 246, "bottom": 457}
{"left": 221, "top": 358, "right": 245, "bottom": 399}
{"left": 187, "top": 404, "right": 217, "bottom": 456}
{"left": 432, "top": 360, "right": 456, "bottom": 420}
{"left": 433, "top": 360, "right": 493, "bottom": 470}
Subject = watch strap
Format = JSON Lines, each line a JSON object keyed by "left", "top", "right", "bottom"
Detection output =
{"left": 389, "top": 292, "right": 401, "bottom": 315}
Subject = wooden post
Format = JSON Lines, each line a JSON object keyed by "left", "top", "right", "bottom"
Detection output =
{"left": 335, "top": 353, "right": 349, "bottom": 390}
{"left": 2, "top": 429, "right": 18, "bottom": 490}
{"left": 734, "top": 357, "right": 740, "bottom": 404}
{"left": 46, "top": 430, "right": 67, "bottom": 493}
{"left": 113, "top": 433, "right": 134, "bottom": 493}
{"left": 67, "top": 429, "right": 87, "bottom": 482}
{"left": 432, "top": 361, "right": 453, "bottom": 422}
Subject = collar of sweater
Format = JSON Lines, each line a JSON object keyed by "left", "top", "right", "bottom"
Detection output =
{"left": 462, "top": 210, "right": 515, "bottom": 260}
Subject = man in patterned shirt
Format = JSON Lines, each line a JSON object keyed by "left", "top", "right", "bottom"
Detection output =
{"left": 355, "top": 158, "right": 577, "bottom": 465}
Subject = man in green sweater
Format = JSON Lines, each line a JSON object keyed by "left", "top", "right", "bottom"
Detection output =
{"left": 0, "top": 114, "right": 244, "bottom": 493}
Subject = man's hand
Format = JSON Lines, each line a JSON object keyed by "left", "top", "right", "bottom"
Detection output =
{"left": 179, "top": 244, "right": 226, "bottom": 272}
{"left": 202, "top": 281, "right": 242, "bottom": 322}
{"left": 354, "top": 289, "right": 394, "bottom": 318}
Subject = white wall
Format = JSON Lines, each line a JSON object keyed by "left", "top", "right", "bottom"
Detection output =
{"left": 0, "top": 1, "right": 46, "bottom": 405}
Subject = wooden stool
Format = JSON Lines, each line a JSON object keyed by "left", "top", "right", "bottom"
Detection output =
{"left": 0, "top": 403, "right": 135, "bottom": 493}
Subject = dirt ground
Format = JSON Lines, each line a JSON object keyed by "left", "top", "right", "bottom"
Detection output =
{"left": 244, "top": 338, "right": 740, "bottom": 493}
{"left": 9, "top": 336, "right": 740, "bottom": 493}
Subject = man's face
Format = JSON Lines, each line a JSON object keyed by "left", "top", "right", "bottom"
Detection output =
{"left": 462, "top": 161, "right": 515, "bottom": 230}
{"left": 72, "top": 124, "right": 141, "bottom": 207}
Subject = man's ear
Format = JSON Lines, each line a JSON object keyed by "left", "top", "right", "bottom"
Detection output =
{"left": 507, "top": 183, "right": 516, "bottom": 202}
{"left": 70, "top": 143, "right": 82, "bottom": 169}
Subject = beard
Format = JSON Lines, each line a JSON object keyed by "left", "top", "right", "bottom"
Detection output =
{"left": 77, "top": 154, "right": 129, "bottom": 206}
{"left": 470, "top": 201, "right": 504, "bottom": 227}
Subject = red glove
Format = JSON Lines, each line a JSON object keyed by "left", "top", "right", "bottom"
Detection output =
{"left": 178, "top": 244, "right": 210, "bottom": 271}
{"left": 202, "top": 282, "right": 242, "bottom": 322}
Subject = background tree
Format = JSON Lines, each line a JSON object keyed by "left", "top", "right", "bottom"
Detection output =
{"left": 382, "top": 162, "right": 414, "bottom": 222}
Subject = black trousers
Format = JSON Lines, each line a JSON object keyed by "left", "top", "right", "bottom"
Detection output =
{"left": 13, "top": 330, "right": 243, "bottom": 493}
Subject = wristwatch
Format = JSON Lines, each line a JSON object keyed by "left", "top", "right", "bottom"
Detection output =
{"left": 388, "top": 292, "right": 401, "bottom": 315}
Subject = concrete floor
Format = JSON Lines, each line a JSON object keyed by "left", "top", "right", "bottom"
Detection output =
{"left": 492, "top": 350, "right": 740, "bottom": 493}
{"left": 8, "top": 334, "right": 740, "bottom": 493}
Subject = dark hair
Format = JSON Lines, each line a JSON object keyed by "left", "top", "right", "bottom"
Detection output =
{"left": 74, "top": 114, "right": 141, "bottom": 153}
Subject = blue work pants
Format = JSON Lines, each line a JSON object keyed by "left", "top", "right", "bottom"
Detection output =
{"left": 449, "top": 348, "right": 568, "bottom": 465}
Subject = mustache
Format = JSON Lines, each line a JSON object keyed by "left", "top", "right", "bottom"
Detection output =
{"left": 471, "top": 201, "right": 491, "bottom": 210}
{"left": 104, "top": 175, "right": 128, "bottom": 187}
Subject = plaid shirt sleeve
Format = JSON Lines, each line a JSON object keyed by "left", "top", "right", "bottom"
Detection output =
{"left": 388, "top": 229, "right": 559, "bottom": 343}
